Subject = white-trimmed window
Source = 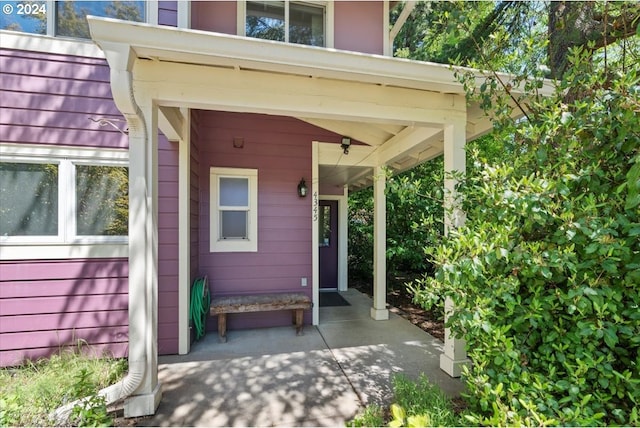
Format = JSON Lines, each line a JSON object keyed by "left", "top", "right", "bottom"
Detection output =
{"left": 240, "top": 1, "right": 330, "bottom": 47}
{"left": 0, "top": 1, "right": 150, "bottom": 39}
{"left": 0, "top": 143, "right": 128, "bottom": 260}
{"left": 210, "top": 167, "right": 258, "bottom": 253}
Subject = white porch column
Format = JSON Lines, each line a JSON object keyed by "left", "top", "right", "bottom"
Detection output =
{"left": 440, "top": 120, "right": 470, "bottom": 377}
{"left": 125, "top": 99, "right": 162, "bottom": 416}
{"left": 312, "top": 142, "right": 320, "bottom": 325}
{"left": 338, "top": 185, "right": 348, "bottom": 292}
{"left": 178, "top": 108, "right": 191, "bottom": 355}
{"left": 371, "top": 166, "right": 389, "bottom": 320}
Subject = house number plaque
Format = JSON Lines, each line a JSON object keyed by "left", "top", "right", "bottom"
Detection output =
{"left": 312, "top": 191, "right": 318, "bottom": 222}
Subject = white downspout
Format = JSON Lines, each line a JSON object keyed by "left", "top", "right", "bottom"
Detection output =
{"left": 53, "top": 25, "right": 154, "bottom": 422}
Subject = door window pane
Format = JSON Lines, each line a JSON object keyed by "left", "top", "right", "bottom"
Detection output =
{"left": 76, "top": 165, "right": 128, "bottom": 236}
{"left": 319, "top": 204, "right": 331, "bottom": 247}
{"left": 246, "top": 1, "right": 285, "bottom": 42}
{"left": 289, "top": 2, "right": 324, "bottom": 47}
{"left": 221, "top": 211, "right": 248, "bottom": 239}
{"left": 0, "top": 162, "right": 58, "bottom": 236}
{"left": 56, "top": 1, "right": 145, "bottom": 39}
{"left": 220, "top": 177, "right": 249, "bottom": 207}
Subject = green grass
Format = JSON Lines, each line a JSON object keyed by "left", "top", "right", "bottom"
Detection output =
{"left": 391, "top": 374, "right": 462, "bottom": 427}
{"left": 0, "top": 342, "right": 127, "bottom": 426}
{"left": 347, "top": 374, "right": 465, "bottom": 427}
{"left": 348, "top": 404, "right": 385, "bottom": 427}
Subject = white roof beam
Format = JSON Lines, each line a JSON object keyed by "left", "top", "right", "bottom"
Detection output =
{"left": 133, "top": 60, "right": 467, "bottom": 127}
{"left": 158, "top": 106, "right": 186, "bottom": 142}
{"left": 377, "top": 126, "right": 442, "bottom": 166}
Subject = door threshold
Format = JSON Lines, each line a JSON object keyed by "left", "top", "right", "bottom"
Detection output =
{"left": 320, "top": 288, "right": 338, "bottom": 292}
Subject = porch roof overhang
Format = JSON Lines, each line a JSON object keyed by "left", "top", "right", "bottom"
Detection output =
{"left": 89, "top": 17, "right": 554, "bottom": 191}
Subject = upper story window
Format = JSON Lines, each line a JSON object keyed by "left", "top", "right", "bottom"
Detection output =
{"left": 0, "top": 1, "right": 146, "bottom": 39}
{"left": 244, "top": 1, "right": 325, "bottom": 47}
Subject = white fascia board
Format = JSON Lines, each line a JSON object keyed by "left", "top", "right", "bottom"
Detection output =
{"left": 88, "top": 17, "right": 554, "bottom": 97}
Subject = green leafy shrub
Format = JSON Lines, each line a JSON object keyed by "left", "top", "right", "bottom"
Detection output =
{"left": 69, "top": 368, "right": 113, "bottom": 427}
{"left": 415, "top": 48, "right": 640, "bottom": 426}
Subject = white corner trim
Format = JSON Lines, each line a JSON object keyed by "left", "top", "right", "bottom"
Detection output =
{"left": 0, "top": 30, "right": 104, "bottom": 58}
{"left": 236, "top": 1, "right": 246, "bottom": 37}
{"left": 383, "top": 0, "right": 391, "bottom": 56}
{"left": 147, "top": 0, "right": 159, "bottom": 26}
{"left": 177, "top": 1, "right": 191, "bottom": 29}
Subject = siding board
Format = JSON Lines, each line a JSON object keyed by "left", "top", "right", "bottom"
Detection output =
{"left": 1, "top": 311, "right": 128, "bottom": 333}
{"left": 158, "top": 1, "right": 178, "bottom": 27}
{"left": 1, "top": 326, "right": 128, "bottom": 351}
{"left": 0, "top": 294, "right": 128, "bottom": 316}
{"left": 1, "top": 343, "right": 128, "bottom": 367}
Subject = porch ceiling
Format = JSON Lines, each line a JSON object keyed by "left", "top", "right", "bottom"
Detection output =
{"left": 88, "top": 17, "right": 554, "bottom": 191}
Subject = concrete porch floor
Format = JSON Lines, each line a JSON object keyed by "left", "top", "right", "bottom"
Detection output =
{"left": 136, "top": 289, "right": 464, "bottom": 427}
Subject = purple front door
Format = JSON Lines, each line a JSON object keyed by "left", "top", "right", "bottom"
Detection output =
{"left": 319, "top": 200, "right": 339, "bottom": 289}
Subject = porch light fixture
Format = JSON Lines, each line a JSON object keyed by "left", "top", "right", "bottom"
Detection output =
{"left": 341, "top": 136, "right": 351, "bottom": 155}
{"left": 297, "top": 178, "right": 308, "bottom": 197}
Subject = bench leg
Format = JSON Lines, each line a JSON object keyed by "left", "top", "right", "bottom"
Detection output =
{"left": 294, "top": 309, "right": 304, "bottom": 336}
{"left": 218, "top": 313, "right": 227, "bottom": 343}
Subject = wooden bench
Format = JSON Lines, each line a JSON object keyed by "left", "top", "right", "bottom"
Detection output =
{"left": 210, "top": 292, "right": 312, "bottom": 342}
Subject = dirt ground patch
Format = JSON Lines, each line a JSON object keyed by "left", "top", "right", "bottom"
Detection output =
{"left": 350, "top": 273, "right": 445, "bottom": 342}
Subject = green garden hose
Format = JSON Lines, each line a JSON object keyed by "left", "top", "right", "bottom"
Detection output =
{"left": 189, "top": 276, "right": 210, "bottom": 341}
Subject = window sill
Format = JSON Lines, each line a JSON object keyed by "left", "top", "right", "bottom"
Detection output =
{"left": 0, "top": 243, "right": 128, "bottom": 261}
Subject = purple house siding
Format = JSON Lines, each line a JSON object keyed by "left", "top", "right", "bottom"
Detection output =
{"left": 190, "top": 110, "right": 201, "bottom": 280}
{"left": 158, "top": 137, "right": 180, "bottom": 354}
{"left": 1, "top": 45, "right": 182, "bottom": 362}
{"left": 192, "top": 1, "right": 236, "bottom": 34}
{"left": 0, "top": 259, "right": 128, "bottom": 366}
{"left": 0, "top": 49, "right": 127, "bottom": 149}
{"left": 0, "top": 48, "right": 133, "bottom": 366}
{"left": 334, "top": 1, "right": 384, "bottom": 55}
{"left": 158, "top": 1, "right": 178, "bottom": 27}
{"left": 197, "top": 111, "right": 341, "bottom": 331}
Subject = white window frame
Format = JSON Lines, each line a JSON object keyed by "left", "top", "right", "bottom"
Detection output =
{"left": 238, "top": 0, "right": 334, "bottom": 48}
{"left": 210, "top": 167, "right": 258, "bottom": 253}
{"left": 0, "top": 143, "right": 128, "bottom": 260}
